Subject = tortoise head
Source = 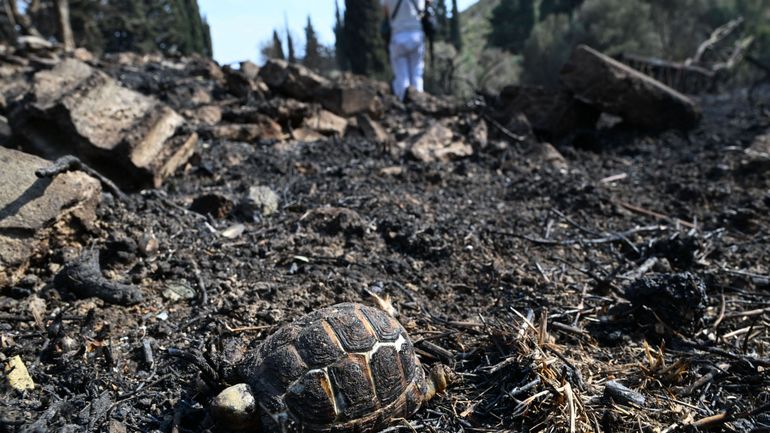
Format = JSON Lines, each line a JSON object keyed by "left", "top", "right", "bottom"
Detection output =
{"left": 424, "top": 364, "right": 456, "bottom": 401}
{"left": 210, "top": 383, "right": 260, "bottom": 431}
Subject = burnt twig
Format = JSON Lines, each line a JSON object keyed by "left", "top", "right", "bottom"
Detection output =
{"left": 36, "top": 155, "right": 128, "bottom": 201}
{"left": 54, "top": 249, "right": 143, "bottom": 306}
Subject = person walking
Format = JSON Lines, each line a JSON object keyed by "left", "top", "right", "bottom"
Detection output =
{"left": 382, "top": 0, "right": 430, "bottom": 100}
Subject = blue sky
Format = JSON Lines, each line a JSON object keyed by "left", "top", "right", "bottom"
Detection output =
{"left": 199, "top": 0, "right": 478, "bottom": 65}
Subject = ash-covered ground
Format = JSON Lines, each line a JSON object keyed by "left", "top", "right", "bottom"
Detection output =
{"left": 1, "top": 51, "right": 769, "bottom": 433}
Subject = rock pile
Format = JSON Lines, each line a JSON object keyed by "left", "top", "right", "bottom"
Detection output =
{"left": 0, "top": 41, "right": 710, "bottom": 290}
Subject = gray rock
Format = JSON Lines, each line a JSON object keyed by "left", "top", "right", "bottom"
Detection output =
{"left": 409, "top": 123, "right": 473, "bottom": 163}
{"left": 204, "top": 119, "right": 283, "bottom": 143}
{"left": 604, "top": 381, "right": 645, "bottom": 406}
{"left": 246, "top": 186, "right": 279, "bottom": 216}
{"left": 239, "top": 61, "right": 260, "bottom": 81}
{"left": 318, "top": 85, "right": 383, "bottom": 117}
{"left": 560, "top": 45, "right": 701, "bottom": 130}
{"left": 358, "top": 114, "right": 391, "bottom": 144}
{"left": 10, "top": 59, "right": 198, "bottom": 189}
{"left": 303, "top": 109, "right": 348, "bottom": 136}
{"left": 259, "top": 59, "right": 329, "bottom": 101}
{"left": 0, "top": 147, "right": 101, "bottom": 288}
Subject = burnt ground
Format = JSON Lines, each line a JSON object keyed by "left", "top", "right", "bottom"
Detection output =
{"left": 1, "top": 85, "right": 769, "bottom": 433}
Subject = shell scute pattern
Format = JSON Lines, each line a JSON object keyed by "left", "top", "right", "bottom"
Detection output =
{"left": 325, "top": 310, "right": 377, "bottom": 352}
{"left": 369, "top": 346, "right": 405, "bottom": 405}
{"left": 284, "top": 370, "right": 337, "bottom": 425}
{"left": 240, "top": 303, "right": 425, "bottom": 432}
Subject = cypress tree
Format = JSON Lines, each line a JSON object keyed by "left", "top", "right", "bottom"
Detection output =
{"left": 450, "top": 0, "right": 462, "bottom": 51}
{"left": 343, "top": 0, "right": 387, "bottom": 76}
{"left": 271, "top": 29, "right": 285, "bottom": 59}
{"left": 183, "top": 0, "right": 207, "bottom": 54}
{"left": 287, "top": 30, "right": 296, "bottom": 63}
{"left": 488, "top": 0, "right": 536, "bottom": 54}
{"left": 334, "top": 0, "right": 348, "bottom": 70}
{"left": 201, "top": 15, "right": 212, "bottom": 57}
{"left": 435, "top": 0, "right": 449, "bottom": 42}
{"left": 303, "top": 16, "right": 322, "bottom": 70}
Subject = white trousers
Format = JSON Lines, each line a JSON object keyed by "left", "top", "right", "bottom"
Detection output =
{"left": 389, "top": 30, "right": 425, "bottom": 100}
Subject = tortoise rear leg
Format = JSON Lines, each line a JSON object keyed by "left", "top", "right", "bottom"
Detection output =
{"left": 424, "top": 364, "right": 454, "bottom": 401}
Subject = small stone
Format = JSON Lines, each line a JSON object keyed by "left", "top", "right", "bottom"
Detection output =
{"left": 162, "top": 282, "right": 196, "bottom": 302}
{"left": 246, "top": 186, "right": 279, "bottom": 216}
{"left": 108, "top": 420, "right": 127, "bottom": 433}
{"left": 604, "top": 380, "right": 645, "bottom": 406}
{"left": 211, "top": 383, "right": 258, "bottom": 430}
{"left": 5, "top": 355, "right": 34, "bottom": 391}
{"left": 221, "top": 224, "right": 246, "bottom": 239}
{"left": 292, "top": 127, "right": 326, "bottom": 143}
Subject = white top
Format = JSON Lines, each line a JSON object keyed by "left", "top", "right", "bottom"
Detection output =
{"left": 381, "top": 0, "right": 424, "bottom": 34}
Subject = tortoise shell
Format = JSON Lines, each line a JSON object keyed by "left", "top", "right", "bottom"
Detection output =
{"left": 238, "top": 303, "right": 428, "bottom": 433}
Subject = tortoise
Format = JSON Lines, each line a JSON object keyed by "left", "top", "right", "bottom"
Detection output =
{"left": 211, "top": 302, "right": 453, "bottom": 432}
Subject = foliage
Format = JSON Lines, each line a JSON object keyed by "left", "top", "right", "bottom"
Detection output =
{"left": 539, "top": 0, "right": 583, "bottom": 19}
{"left": 435, "top": 0, "right": 450, "bottom": 42}
{"left": 343, "top": 0, "right": 388, "bottom": 77}
{"left": 425, "top": 41, "right": 458, "bottom": 95}
{"left": 450, "top": 0, "right": 462, "bottom": 51}
{"left": 488, "top": 0, "right": 535, "bottom": 54}
{"left": 62, "top": 0, "right": 211, "bottom": 56}
{"left": 287, "top": 30, "right": 296, "bottom": 63}
{"left": 303, "top": 17, "right": 323, "bottom": 70}
{"left": 521, "top": 0, "right": 662, "bottom": 86}
{"left": 334, "top": 0, "right": 349, "bottom": 71}
{"left": 262, "top": 29, "right": 285, "bottom": 60}
{"left": 521, "top": 13, "right": 573, "bottom": 86}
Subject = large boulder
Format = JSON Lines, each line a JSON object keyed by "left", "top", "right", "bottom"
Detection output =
{"left": 259, "top": 59, "right": 329, "bottom": 100}
{"left": 560, "top": 45, "right": 701, "bottom": 130}
{"left": 10, "top": 59, "right": 198, "bottom": 189}
{"left": 0, "top": 147, "right": 101, "bottom": 288}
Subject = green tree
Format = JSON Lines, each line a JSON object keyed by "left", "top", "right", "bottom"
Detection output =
{"left": 334, "top": 0, "right": 348, "bottom": 70}
{"left": 539, "top": 0, "right": 584, "bottom": 19}
{"left": 287, "top": 29, "right": 296, "bottom": 62}
{"left": 450, "top": 0, "right": 462, "bottom": 51}
{"left": 435, "top": 0, "right": 449, "bottom": 41}
{"left": 521, "top": 13, "right": 573, "bottom": 86}
{"left": 343, "top": 0, "right": 388, "bottom": 76}
{"left": 268, "top": 29, "right": 285, "bottom": 60}
{"left": 201, "top": 15, "right": 212, "bottom": 57}
{"left": 68, "top": 0, "right": 105, "bottom": 52}
{"left": 303, "top": 16, "right": 323, "bottom": 69}
{"left": 521, "top": 0, "right": 662, "bottom": 86}
{"left": 488, "top": 0, "right": 536, "bottom": 54}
